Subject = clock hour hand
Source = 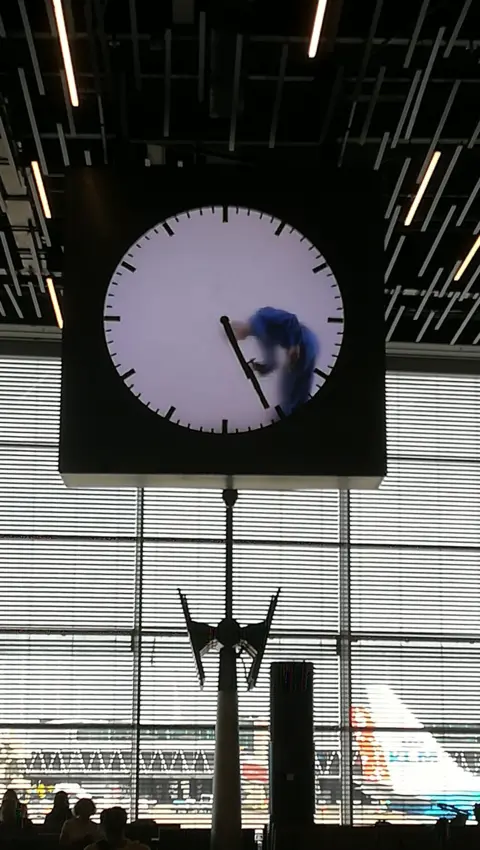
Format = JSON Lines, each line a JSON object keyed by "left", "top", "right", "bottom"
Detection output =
{"left": 220, "top": 316, "right": 270, "bottom": 410}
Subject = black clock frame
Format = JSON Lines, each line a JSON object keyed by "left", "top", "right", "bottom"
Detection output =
{"left": 60, "top": 166, "right": 386, "bottom": 489}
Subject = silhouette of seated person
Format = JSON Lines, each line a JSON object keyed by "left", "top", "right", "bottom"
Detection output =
{"left": 0, "top": 797, "right": 34, "bottom": 836}
{"left": 60, "top": 798, "right": 102, "bottom": 848}
{"left": 1, "top": 789, "right": 31, "bottom": 824}
{"left": 1, "top": 788, "right": 28, "bottom": 819}
{"left": 44, "top": 790, "right": 73, "bottom": 832}
{"left": 84, "top": 807, "right": 149, "bottom": 850}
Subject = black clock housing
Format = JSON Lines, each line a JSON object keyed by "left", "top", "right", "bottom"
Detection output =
{"left": 59, "top": 166, "right": 386, "bottom": 489}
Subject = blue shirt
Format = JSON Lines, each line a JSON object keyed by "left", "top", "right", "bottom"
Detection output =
{"left": 249, "top": 306, "right": 304, "bottom": 373}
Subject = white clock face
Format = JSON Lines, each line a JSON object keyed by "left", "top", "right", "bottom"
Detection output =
{"left": 104, "top": 206, "right": 344, "bottom": 433}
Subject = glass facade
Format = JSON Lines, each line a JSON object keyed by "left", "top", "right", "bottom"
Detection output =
{"left": 0, "top": 357, "right": 479, "bottom": 825}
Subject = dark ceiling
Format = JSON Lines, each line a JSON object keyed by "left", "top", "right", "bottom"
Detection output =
{"left": 0, "top": 0, "right": 479, "bottom": 346}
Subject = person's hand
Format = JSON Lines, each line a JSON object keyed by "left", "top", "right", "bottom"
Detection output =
{"left": 231, "top": 320, "right": 250, "bottom": 341}
{"left": 287, "top": 345, "right": 300, "bottom": 368}
{"left": 250, "top": 359, "right": 270, "bottom": 376}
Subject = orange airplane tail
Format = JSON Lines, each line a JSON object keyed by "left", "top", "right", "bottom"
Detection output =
{"left": 351, "top": 705, "right": 391, "bottom": 785}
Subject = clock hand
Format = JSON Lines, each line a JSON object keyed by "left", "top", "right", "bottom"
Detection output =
{"left": 220, "top": 316, "right": 270, "bottom": 410}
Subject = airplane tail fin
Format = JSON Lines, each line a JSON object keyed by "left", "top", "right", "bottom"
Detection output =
{"left": 351, "top": 704, "right": 391, "bottom": 786}
{"left": 365, "top": 685, "right": 472, "bottom": 795}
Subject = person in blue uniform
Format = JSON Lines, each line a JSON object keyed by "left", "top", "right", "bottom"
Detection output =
{"left": 232, "top": 306, "right": 319, "bottom": 415}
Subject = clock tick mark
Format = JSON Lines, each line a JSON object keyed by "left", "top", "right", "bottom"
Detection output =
{"left": 120, "top": 368, "right": 136, "bottom": 380}
{"left": 275, "top": 221, "right": 286, "bottom": 236}
{"left": 162, "top": 222, "right": 175, "bottom": 237}
{"left": 313, "top": 262, "right": 328, "bottom": 273}
{"left": 315, "top": 368, "right": 328, "bottom": 380}
{"left": 121, "top": 261, "right": 136, "bottom": 273}
{"left": 165, "top": 406, "right": 176, "bottom": 420}
{"left": 222, "top": 206, "right": 228, "bottom": 223}
{"left": 222, "top": 419, "right": 228, "bottom": 433}
{"left": 328, "top": 317, "right": 344, "bottom": 323}
{"left": 275, "top": 405, "right": 286, "bottom": 419}
{"left": 104, "top": 315, "right": 121, "bottom": 322}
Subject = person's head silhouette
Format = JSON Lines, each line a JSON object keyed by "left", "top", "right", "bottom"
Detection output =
{"left": 100, "top": 807, "right": 128, "bottom": 844}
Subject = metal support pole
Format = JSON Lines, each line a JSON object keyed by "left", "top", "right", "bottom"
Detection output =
{"left": 338, "top": 489, "right": 353, "bottom": 825}
{"left": 130, "top": 487, "right": 144, "bottom": 821}
{"left": 180, "top": 482, "right": 275, "bottom": 850}
{"left": 223, "top": 482, "right": 237, "bottom": 619}
{"left": 211, "top": 482, "right": 242, "bottom": 850}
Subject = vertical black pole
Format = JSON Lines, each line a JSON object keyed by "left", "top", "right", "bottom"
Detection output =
{"left": 131, "top": 487, "right": 144, "bottom": 821}
{"left": 211, "top": 479, "right": 242, "bottom": 850}
{"left": 223, "top": 475, "right": 237, "bottom": 620}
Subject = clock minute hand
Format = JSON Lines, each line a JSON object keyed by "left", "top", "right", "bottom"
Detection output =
{"left": 220, "top": 316, "right": 270, "bottom": 410}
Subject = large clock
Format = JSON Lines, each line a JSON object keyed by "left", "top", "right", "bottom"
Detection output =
{"left": 60, "top": 167, "right": 386, "bottom": 489}
{"left": 103, "top": 206, "right": 344, "bottom": 434}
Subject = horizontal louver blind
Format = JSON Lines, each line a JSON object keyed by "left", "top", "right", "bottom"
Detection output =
{"left": 0, "top": 358, "right": 137, "bottom": 821}
{"left": 350, "top": 372, "right": 480, "bottom": 824}
{"left": 1, "top": 357, "right": 479, "bottom": 827}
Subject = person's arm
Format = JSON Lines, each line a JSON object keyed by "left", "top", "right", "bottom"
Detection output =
{"left": 249, "top": 309, "right": 277, "bottom": 374}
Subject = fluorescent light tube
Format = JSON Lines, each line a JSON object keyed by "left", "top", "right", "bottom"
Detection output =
{"left": 52, "top": 0, "right": 79, "bottom": 107}
{"left": 46, "top": 276, "right": 63, "bottom": 329}
{"left": 404, "top": 151, "right": 441, "bottom": 226}
{"left": 308, "top": 0, "right": 328, "bottom": 59}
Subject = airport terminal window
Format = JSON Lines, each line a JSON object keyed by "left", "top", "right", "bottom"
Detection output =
{"left": 0, "top": 356, "right": 479, "bottom": 827}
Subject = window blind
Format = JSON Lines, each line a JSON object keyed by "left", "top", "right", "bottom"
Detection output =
{"left": 0, "top": 357, "right": 479, "bottom": 827}
{"left": 350, "top": 373, "right": 480, "bottom": 824}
